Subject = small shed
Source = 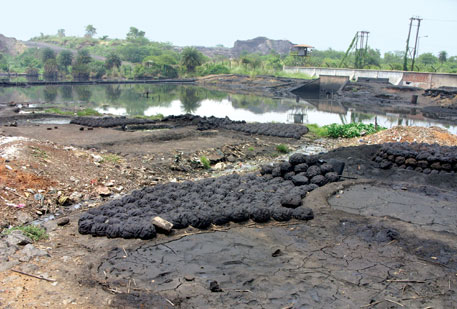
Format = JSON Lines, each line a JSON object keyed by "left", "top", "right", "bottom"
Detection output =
{"left": 291, "top": 44, "right": 314, "bottom": 57}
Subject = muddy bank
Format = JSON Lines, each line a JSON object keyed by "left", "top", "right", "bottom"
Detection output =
{"left": 197, "top": 74, "right": 314, "bottom": 98}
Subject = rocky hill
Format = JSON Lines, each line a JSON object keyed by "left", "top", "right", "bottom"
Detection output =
{"left": 0, "top": 34, "right": 26, "bottom": 56}
{"left": 194, "top": 37, "right": 294, "bottom": 58}
{"left": 232, "top": 37, "right": 293, "bottom": 56}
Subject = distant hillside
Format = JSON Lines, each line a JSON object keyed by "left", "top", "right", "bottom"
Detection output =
{"left": 0, "top": 34, "right": 26, "bottom": 56}
{"left": 232, "top": 37, "right": 293, "bottom": 56}
{"left": 194, "top": 37, "right": 294, "bottom": 58}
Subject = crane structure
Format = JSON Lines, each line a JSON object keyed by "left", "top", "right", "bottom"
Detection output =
{"left": 339, "top": 31, "right": 370, "bottom": 69}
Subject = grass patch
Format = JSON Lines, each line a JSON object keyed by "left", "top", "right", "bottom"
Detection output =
{"left": 306, "top": 124, "right": 329, "bottom": 137}
{"left": 30, "top": 147, "right": 48, "bottom": 159}
{"left": 133, "top": 114, "right": 164, "bottom": 120}
{"left": 324, "top": 123, "right": 386, "bottom": 138}
{"left": 200, "top": 156, "right": 211, "bottom": 169}
{"left": 247, "top": 146, "right": 254, "bottom": 151}
{"left": 101, "top": 153, "right": 122, "bottom": 164}
{"left": 2, "top": 225, "right": 48, "bottom": 242}
{"left": 44, "top": 108, "right": 73, "bottom": 116}
{"left": 276, "top": 144, "right": 290, "bottom": 154}
{"left": 76, "top": 108, "right": 101, "bottom": 117}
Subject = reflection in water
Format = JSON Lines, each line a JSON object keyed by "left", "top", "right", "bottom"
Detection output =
{"left": 179, "top": 87, "right": 201, "bottom": 113}
{"left": 0, "top": 84, "right": 456, "bottom": 134}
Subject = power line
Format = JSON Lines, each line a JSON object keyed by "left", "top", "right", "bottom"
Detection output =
{"left": 423, "top": 18, "right": 457, "bottom": 23}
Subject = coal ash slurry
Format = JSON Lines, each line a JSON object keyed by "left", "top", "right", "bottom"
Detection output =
{"left": 71, "top": 114, "right": 309, "bottom": 139}
{"left": 373, "top": 142, "right": 457, "bottom": 174}
{"left": 78, "top": 153, "right": 341, "bottom": 239}
{"left": 329, "top": 183, "right": 457, "bottom": 235}
{"left": 100, "top": 224, "right": 457, "bottom": 308}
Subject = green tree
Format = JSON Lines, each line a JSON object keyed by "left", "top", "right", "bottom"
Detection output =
{"left": 43, "top": 59, "right": 59, "bottom": 79}
{"left": 418, "top": 53, "right": 438, "bottom": 66}
{"left": 181, "top": 47, "right": 204, "bottom": 73}
{"left": 439, "top": 51, "right": 448, "bottom": 64}
{"left": 57, "top": 29, "right": 65, "bottom": 38}
{"left": 126, "top": 27, "right": 148, "bottom": 44}
{"left": 75, "top": 49, "right": 92, "bottom": 65}
{"left": 105, "top": 53, "right": 122, "bottom": 69}
{"left": 90, "top": 61, "right": 106, "bottom": 79}
{"left": 72, "top": 63, "right": 90, "bottom": 80}
{"left": 41, "top": 48, "right": 56, "bottom": 63}
{"left": 57, "top": 50, "right": 73, "bottom": 72}
{"left": 119, "top": 44, "right": 150, "bottom": 63}
{"left": 85, "top": 25, "right": 97, "bottom": 38}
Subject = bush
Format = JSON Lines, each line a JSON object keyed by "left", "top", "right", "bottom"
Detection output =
{"left": 198, "top": 63, "right": 230, "bottom": 76}
{"left": 2, "top": 225, "right": 48, "bottom": 242}
{"left": 324, "top": 123, "right": 385, "bottom": 138}
{"left": 276, "top": 144, "right": 290, "bottom": 154}
{"left": 200, "top": 156, "right": 211, "bottom": 169}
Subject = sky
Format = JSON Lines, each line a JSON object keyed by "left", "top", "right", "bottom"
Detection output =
{"left": 1, "top": 0, "right": 457, "bottom": 56}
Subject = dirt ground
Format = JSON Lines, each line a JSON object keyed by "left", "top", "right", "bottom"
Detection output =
{"left": 1, "top": 93, "right": 457, "bottom": 307}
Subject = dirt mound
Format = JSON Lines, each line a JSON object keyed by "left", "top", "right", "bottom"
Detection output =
{"left": 336, "top": 126, "right": 457, "bottom": 148}
{"left": 373, "top": 142, "right": 457, "bottom": 174}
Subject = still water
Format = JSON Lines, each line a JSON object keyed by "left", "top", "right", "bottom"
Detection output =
{"left": 1, "top": 84, "right": 456, "bottom": 134}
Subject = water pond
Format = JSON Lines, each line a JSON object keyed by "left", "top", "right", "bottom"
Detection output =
{"left": 1, "top": 83, "right": 456, "bottom": 134}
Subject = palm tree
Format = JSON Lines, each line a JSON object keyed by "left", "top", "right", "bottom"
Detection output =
{"left": 181, "top": 47, "right": 203, "bottom": 73}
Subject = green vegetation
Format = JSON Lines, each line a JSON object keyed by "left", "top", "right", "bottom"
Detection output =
{"left": 133, "top": 114, "right": 164, "bottom": 120}
{"left": 200, "top": 156, "right": 211, "bottom": 169}
{"left": 31, "top": 147, "right": 48, "bottom": 159}
{"left": 76, "top": 108, "right": 101, "bottom": 116}
{"left": 247, "top": 146, "right": 255, "bottom": 151}
{"left": 2, "top": 27, "right": 456, "bottom": 82}
{"left": 44, "top": 107, "right": 73, "bottom": 115}
{"left": 101, "top": 153, "right": 122, "bottom": 164}
{"left": 2, "top": 225, "right": 48, "bottom": 242}
{"left": 324, "top": 123, "right": 386, "bottom": 138}
{"left": 276, "top": 144, "right": 290, "bottom": 154}
{"left": 306, "top": 124, "right": 329, "bottom": 137}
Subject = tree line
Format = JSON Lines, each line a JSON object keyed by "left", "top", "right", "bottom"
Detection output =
{"left": 1, "top": 25, "right": 456, "bottom": 81}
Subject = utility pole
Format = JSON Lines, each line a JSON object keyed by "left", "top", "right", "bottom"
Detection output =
{"left": 411, "top": 18, "right": 422, "bottom": 71}
{"left": 403, "top": 17, "right": 422, "bottom": 71}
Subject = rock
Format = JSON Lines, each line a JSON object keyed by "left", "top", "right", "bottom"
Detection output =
{"left": 292, "top": 207, "right": 314, "bottom": 221}
{"left": 430, "top": 162, "right": 441, "bottom": 170}
{"left": 305, "top": 165, "right": 321, "bottom": 178}
{"left": 151, "top": 216, "right": 173, "bottom": 232}
{"left": 310, "top": 175, "right": 328, "bottom": 186}
{"left": 17, "top": 212, "right": 34, "bottom": 225}
{"left": 57, "top": 218, "right": 70, "bottom": 226}
{"left": 293, "top": 163, "right": 308, "bottom": 173}
{"left": 281, "top": 194, "right": 302, "bottom": 208}
{"left": 289, "top": 153, "right": 307, "bottom": 165}
{"left": 291, "top": 175, "right": 309, "bottom": 186}
{"left": 69, "top": 191, "right": 82, "bottom": 202}
{"left": 6, "top": 230, "right": 32, "bottom": 246}
{"left": 209, "top": 280, "right": 223, "bottom": 292}
{"left": 214, "top": 162, "right": 226, "bottom": 170}
{"left": 21, "top": 244, "right": 49, "bottom": 258}
{"left": 91, "top": 154, "right": 103, "bottom": 163}
{"left": 96, "top": 186, "right": 111, "bottom": 196}
{"left": 279, "top": 162, "right": 292, "bottom": 175}
{"left": 405, "top": 158, "right": 417, "bottom": 166}
{"left": 184, "top": 275, "right": 195, "bottom": 281}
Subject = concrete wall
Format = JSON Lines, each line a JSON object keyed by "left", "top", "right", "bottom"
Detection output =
{"left": 284, "top": 66, "right": 457, "bottom": 89}
{"left": 319, "top": 75, "right": 349, "bottom": 92}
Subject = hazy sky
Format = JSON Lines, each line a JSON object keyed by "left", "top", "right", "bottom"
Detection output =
{"left": 2, "top": 0, "right": 457, "bottom": 56}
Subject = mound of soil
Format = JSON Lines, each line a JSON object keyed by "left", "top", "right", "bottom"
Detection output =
{"left": 70, "top": 116, "right": 158, "bottom": 128}
{"left": 373, "top": 142, "right": 457, "bottom": 174}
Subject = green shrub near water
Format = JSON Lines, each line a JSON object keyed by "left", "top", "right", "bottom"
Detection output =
{"left": 324, "top": 123, "right": 386, "bottom": 138}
